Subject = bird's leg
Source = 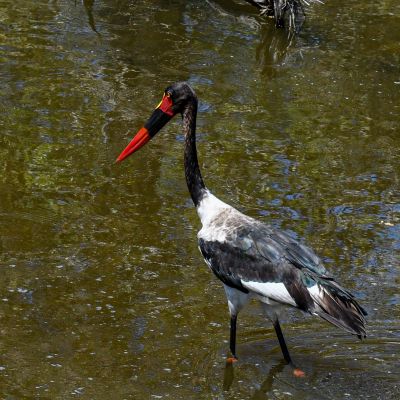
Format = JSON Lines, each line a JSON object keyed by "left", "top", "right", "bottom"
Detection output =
{"left": 230, "top": 315, "right": 237, "bottom": 357}
{"left": 273, "top": 318, "right": 305, "bottom": 377}
{"left": 272, "top": 318, "right": 292, "bottom": 364}
{"left": 227, "top": 315, "right": 238, "bottom": 363}
{"left": 224, "top": 285, "right": 250, "bottom": 363}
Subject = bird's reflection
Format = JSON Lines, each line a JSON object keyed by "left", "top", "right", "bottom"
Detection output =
{"left": 222, "top": 360, "right": 235, "bottom": 391}
{"left": 208, "top": 0, "right": 305, "bottom": 76}
{"left": 223, "top": 358, "right": 287, "bottom": 398}
{"left": 250, "top": 360, "right": 287, "bottom": 400}
{"left": 256, "top": 22, "right": 296, "bottom": 75}
{"left": 82, "top": 0, "right": 99, "bottom": 34}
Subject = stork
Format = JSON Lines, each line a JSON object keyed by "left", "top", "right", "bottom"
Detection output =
{"left": 116, "top": 82, "right": 366, "bottom": 376}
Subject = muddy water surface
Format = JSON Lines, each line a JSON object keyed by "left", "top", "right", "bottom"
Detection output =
{"left": 0, "top": 0, "right": 399, "bottom": 398}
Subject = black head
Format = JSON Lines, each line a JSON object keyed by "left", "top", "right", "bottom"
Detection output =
{"left": 116, "top": 81, "right": 197, "bottom": 162}
{"left": 164, "top": 81, "right": 197, "bottom": 115}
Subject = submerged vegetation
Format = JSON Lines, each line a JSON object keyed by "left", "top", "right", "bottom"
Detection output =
{"left": 244, "top": 0, "right": 322, "bottom": 30}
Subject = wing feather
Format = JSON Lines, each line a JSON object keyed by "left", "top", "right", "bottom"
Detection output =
{"left": 198, "top": 210, "right": 366, "bottom": 337}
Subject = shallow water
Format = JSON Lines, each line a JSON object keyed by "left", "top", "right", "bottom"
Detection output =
{"left": 0, "top": 0, "right": 399, "bottom": 398}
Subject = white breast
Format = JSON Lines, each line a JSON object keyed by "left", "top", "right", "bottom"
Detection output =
{"left": 197, "top": 190, "right": 233, "bottom": 242}
{"left": 197, "top": 190, "right": 256, "bottom": 243}
{"left": 197, "top": 190, "right": 230, "bottom": 226}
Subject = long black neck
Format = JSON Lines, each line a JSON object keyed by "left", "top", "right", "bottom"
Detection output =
{"left": 182, "top": 99, "right": 206, "bottom": 207}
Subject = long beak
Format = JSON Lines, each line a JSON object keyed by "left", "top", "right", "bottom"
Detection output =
{"left": 116, "top": 94, "right": 174, "bottom": 163}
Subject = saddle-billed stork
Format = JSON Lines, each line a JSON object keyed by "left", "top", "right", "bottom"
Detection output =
{"left": 116, "top": 82, "right": 366, "bottom": 376}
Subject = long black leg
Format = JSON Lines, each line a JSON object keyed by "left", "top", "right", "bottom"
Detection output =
{"left": 229, "top": 315, "right": 238, "bottom": 358}
{"left": 272, "top": 318, "right": 292, "bottom": 365}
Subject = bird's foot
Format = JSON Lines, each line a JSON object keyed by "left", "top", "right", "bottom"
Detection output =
{"left": 287, "top": 361, "right": 305, "bottom": 378}
{"left": 293, "top": 368, "right": 305, "bottom": 378}
{"left": 226, "top": 356, "right": 238, "bottom": 364}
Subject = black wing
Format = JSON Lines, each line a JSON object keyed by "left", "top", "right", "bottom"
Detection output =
{"left": 198, "top": 219, "right": 367, "bottom": 336}
{"left": 198, "top": 221, "right": 325, "bottom": 311}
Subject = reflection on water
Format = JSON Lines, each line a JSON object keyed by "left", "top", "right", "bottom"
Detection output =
{"left": 256, "top": 23, "right": 296, "bottom": 74}
{"left": 249, "top": 360, "right": 286, "bottom": 400}
{"left": 82, "top": 0, "right": 99, "bottom": 34}
{"left": 223, "top": 358, "right": 287, "bottom": 398}
{"left": 0, "top": 0, "right": 400, "bottom": 398}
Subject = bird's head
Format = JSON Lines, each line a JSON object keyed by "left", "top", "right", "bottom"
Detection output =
{"left": 116, "top": 82, "right": 197, "bottom": 162}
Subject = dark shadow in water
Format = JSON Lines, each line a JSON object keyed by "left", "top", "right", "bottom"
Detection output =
{"left": 208, "top": 0, "right": 301, "bottom": 76}
{"left": 256, "top": 22, "right": 296, "bottom": 76}
{"left": 222, "top": 360, "right": 235, "bottom": 391}
{"left": 81, "top": 0, "right": 100, "bottom": 34}
{"left": 223, "top": 359, "right": 287, "bottom": 398}
{"left": 250, "top": 360, "right": 287, "bottom": 400}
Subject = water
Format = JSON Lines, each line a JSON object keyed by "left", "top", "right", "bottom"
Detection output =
{"left": 0, "top": 0, "right": 399, "bottom": 398}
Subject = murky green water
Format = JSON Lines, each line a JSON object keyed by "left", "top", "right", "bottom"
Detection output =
{"left": 1, "top": 0, "right": 399, "bottom": 398}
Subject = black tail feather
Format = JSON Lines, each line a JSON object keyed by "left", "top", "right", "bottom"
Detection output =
{"left": 308, "top": 277, "right": 367, "bottom": 338}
